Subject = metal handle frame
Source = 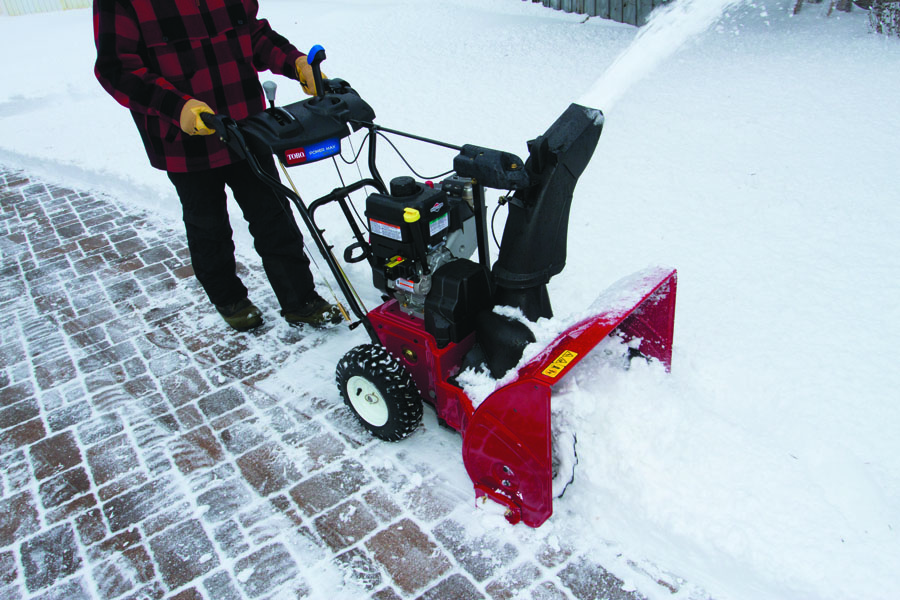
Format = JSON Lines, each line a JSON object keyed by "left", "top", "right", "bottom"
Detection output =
{"left": 205, "top": 114, "right": 494, "bottom": 341}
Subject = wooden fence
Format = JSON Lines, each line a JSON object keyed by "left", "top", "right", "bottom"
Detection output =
{"left": 528, "top": 0, "right": 672, "bottom": 26}
{"left": 0, "top": 0, "right": 90, "bottom": 16}
{"left": 0, "top": 0, "right": 668, "bottom": 25}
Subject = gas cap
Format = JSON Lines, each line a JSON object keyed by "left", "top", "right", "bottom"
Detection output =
{"left": 390, "top": 176, "right": 419, "bottom": 197}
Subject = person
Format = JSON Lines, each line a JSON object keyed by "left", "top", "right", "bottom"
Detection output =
{"left": 93, "top": 0, "right": 341, "bottom": 331}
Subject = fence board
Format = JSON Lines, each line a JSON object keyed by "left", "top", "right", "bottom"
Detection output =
{"left": 623, "top": 0, "right": 637, "bottom": 24}
{"left": 638, "top": 0, "right": 652, "bottom": 24}
{"left": 610, "top": 0, "right": 623, "bottom": 22}
{"left": 528, "top": 0, "right": 667, "bottom": 25}
{"left": 598, "top": 0, "right": 611, "bottom": 18}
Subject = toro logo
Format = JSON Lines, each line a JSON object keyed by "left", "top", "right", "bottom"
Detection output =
{"left": 284, "top": 148, "right": 307, "bottom": 165}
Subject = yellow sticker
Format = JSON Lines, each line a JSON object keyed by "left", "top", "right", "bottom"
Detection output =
{"left": 541, "top": 350, "right": 579, "bottom": 378}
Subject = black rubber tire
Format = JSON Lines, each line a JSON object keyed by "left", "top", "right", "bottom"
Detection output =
{"left": 335, "top": 344, "right": 422, "bottom": 441}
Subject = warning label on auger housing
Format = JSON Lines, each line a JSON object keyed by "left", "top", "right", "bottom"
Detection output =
{"left": 542, "top": 350, "right": 578, "bottom": 378}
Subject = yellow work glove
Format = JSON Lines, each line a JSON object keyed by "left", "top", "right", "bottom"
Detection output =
{"left": 295, "top": 57, "right": 326, "bottom": 96}
{"left": 179, "top": 99, "right": 215, "bottom": 136}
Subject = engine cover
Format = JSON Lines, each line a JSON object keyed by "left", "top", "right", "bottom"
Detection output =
{"left": 366, "top": 177, "right": 451, "bottom": 268}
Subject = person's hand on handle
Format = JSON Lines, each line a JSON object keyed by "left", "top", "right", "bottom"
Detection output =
{"left": 179, "top": 99, "right": 215, "bottom": 136}
{"left": 295, "top": 57, "right": 325, "bottom": 96}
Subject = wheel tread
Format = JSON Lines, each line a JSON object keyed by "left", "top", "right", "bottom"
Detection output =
{"left": 335, "top": 344, "right": 422, "bottom": 441}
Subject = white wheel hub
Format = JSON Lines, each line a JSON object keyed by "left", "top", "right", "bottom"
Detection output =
{"left": 346, "top": 375, "right": 389, "bottom": 427}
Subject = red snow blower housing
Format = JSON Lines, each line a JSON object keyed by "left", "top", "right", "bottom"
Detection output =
{"left": 202, "top": 46, "right": 677, "bottom": 527}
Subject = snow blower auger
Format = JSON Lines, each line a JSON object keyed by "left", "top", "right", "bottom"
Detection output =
{"left": 202, "top": 46, "right": 677, "bottom": 527}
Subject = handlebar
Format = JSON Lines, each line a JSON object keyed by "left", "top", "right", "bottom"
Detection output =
{"left": 199, "top": 42, "right": 329, "bottom": 134}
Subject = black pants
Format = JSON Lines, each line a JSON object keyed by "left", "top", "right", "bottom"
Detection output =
{"left": 168, "top": 156, "right": 314, "bottom": 312}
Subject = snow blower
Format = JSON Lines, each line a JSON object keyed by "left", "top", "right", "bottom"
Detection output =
{"left": 202, "top": 46, "right": 677, "bottom": 527}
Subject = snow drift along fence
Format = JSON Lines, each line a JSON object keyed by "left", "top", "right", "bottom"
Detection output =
{"left": 528, "top": 0, "right": 671, "bottom": 26}
{"left": 0, "top": 0, "right": 90, "bottom": 16}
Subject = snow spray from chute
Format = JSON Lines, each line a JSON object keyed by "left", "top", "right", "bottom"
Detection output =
{"left": 580, "top": 0, "right": 747, "bottom": 112}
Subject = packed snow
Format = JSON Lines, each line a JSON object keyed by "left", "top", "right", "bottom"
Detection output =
{"left": 2, "top": 0, "right": 899, "bottom": 599}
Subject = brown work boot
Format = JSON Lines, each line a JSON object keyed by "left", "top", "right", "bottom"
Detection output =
{"left": 216, "top": 298, "right": 263, "bottom": 332}
{"left": 283, "top": 293, "right": 342, "bottom": 328}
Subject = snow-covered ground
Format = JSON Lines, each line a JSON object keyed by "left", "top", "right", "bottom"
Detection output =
{"left": 2, "top": 1, "right": 899, "bottom": 599}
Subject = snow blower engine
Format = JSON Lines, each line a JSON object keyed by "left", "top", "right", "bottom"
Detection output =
{"left": 202, "top": 45, "right": 677, "bottom": 527}
{"left": 364, "top": 173, "right": 478, "bottom": 321}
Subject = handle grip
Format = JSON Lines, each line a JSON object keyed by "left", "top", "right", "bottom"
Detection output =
{"left": 262, "top": 80, "right": 277, "bottom": 107}
{"left": 307, "top": 44, "right": 327, "bottom": 99}
{"left": 199, "top": 112, "right": 232, "bottom": 144}
{"left": 343, "top": 241, "right": 370, "bottom": 264}
{"left": 199, "top": 112, "right": 224, "bottom": 132}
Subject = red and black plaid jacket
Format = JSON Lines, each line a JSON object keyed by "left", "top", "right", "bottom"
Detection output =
{"left": 94, "top": 0, "right": 305, "bottom": 172}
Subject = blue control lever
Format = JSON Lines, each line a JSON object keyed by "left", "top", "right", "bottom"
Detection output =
{"left": 307, "top": 44, "right": 327, "bottom": 99}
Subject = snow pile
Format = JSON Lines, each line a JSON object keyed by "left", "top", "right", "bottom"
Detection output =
{"left": 2, "top": 1, "right": 899, "bottom": 599}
